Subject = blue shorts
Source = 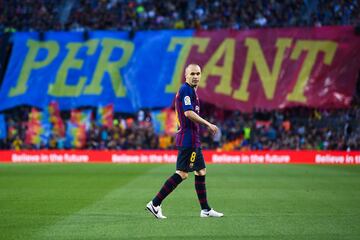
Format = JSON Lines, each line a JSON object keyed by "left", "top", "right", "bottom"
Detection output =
{"left": 176, "top": 147, "right": 206, "bottom": 172}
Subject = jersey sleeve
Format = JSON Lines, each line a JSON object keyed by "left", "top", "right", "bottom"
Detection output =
{"left": 180, "top": 86, "right": 194, "bottom": 112}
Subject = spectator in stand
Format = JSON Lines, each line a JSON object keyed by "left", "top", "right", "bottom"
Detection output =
{"left": 11, "top": 135, "right": 23, "bottom": 150}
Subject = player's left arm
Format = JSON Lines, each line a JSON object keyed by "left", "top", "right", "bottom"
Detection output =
{"left": 181, "top": 87, "right": 218, "bottom": 135}
{"left": 184, "top": 110, "right": 218, "bottom": 135}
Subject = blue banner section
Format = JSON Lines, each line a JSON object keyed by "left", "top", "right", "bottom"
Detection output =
{"left": 0, "top": 114, "right": 6, "bottom": 139}
{"left": 0, "top": 30, "right": 194, "bottom": 112}
{"left": 150, "top": 110, "right": 165, "bottom": 134}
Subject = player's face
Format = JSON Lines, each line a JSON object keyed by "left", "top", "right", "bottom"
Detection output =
{"left": 185, "top": 65, "right": 201, "bottom": 87}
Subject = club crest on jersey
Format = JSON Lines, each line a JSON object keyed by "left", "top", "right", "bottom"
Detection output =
{"left": 184, "top": 96, "right": 191, "bottom": 105}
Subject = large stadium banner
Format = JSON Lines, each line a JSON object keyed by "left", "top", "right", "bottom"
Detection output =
{"left": 0, "top": 27, "right": 359, "bottom": 112}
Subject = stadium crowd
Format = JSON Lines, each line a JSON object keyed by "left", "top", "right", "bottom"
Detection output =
{"left": 0, "top": 0, "right": 359, "bottom": 32}
{"left": 1, "top": 92, "right": 360, "bottom": 151}
{"left": 0, "top": 0, "right": 359, "bottom": 151}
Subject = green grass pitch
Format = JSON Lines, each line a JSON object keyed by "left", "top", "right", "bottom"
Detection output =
{"left": 1, "top": 163, "right": 360, "bottom": 240}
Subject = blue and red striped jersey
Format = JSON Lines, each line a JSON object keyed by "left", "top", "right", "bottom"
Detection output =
{"left": 175, "top": 82, "right": 200, "bottom": 147}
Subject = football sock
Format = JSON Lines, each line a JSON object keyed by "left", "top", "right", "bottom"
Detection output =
{"left": 195, "top": 175, "right": 211, "bottom": 210}
{"left": 152, "top": 173, "right": 183, "bottom": 206}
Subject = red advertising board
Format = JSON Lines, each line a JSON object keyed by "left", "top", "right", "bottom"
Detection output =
{"left": 0, "top": 150, "right": 360, "bottom": 164}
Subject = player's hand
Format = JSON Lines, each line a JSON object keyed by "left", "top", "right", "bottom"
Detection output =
{"left": 208, "top": 124, "right": 218, "bottom": 136}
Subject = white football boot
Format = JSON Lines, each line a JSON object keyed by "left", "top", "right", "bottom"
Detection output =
{"left": 146, "top": 201, "right": 167, "bottom": 219}
{"left": 200, "top": 208, "right": 224, "bottom": 218}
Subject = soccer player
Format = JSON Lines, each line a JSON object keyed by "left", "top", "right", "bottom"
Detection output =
{"left": 146, "top": 64, "right": 224, "bottom": 219}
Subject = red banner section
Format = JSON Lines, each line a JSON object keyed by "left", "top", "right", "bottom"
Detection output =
{"left": 187, "top": 26, "right": 360, "bottom": 111}
{"left": 1, "top": 150, "right": 360, "bottom": 164}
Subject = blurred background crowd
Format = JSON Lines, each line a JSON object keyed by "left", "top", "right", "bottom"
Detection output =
{"left": 0, "top": 0, "right": 359, "bottom": 151}
{"left": 0, "top": 0, "right": 359, "bottom": 32}
{"left": 1, "top": 90, "right": 360, "bottom": 151}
